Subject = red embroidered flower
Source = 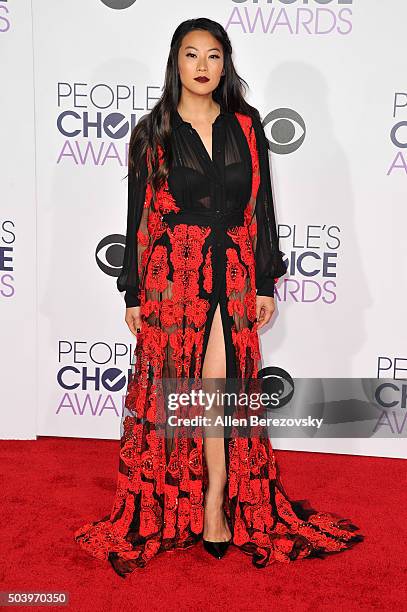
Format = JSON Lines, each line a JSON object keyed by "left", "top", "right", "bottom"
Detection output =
{"left": 232, "top": 505, "right": 250, "bottom": 547}
{"left": 188, "top": 447, "right": 202, "bottom": 476}
{"left": 232, "top": 326, "right": 260, "bottom": 378}
{"left": 119, "top": 438, "right": 138, "bottom": 469}
{"left": 227, "top": 297, "right": 245, "bottom": 318}
{"left": 189, "top": 479, "right": 204, "bottom": 534}
{"left": 227, "top": 224, "right": 252, "bottom": 262}
{"left": 155, "top": 144, "right": 181, "bottom": 215}
{"left": 140, "top": 322, "right": 169, "bottom": 372}
{"left": 160, "top": 298, "right": 184, "bottom": 328}
{"left": 139, "top": 482, "right": 161, "bottom": 537}
{"left": 169, "top": 328, "right": 200, "bottom": 377}
{"left": 140, "top": 450, "right": 154, "bottom": 479}
{"left": 274, "top": 488, "right": 302, "bottom": 527}
{"left": 249, "top": 220, "right": 257, "bottom": 240}
{"left": 141, "top": 299, "right": 160, "bottom": 318}
{"left": 147, "top": 210, "right": 166, "bottom": 239}
{"left": 235, "top": 113, "right": 261, "bottom": 202}
{"left": 168, "top": 225, "right": 210, "bottom": 271}
{"left": 248, "top": 440, "right": 268, "bottom": 475}
{"left": 141, "top": 538, "right": 162, "bottom": 563}
{"left": 117, "top": 549, "right": 141, "bottom": 562}
{"left": 167, "top": 447, "right": 180, "bottom": 479}
{"left": 185, "top": 297, "right": 210, "bottom": 328}
{"left": 226, "top": 248, "right": 247, "bottom": 296}
{"left": 145, "top": 245, "right": 169, "bottom": 292}
{"left": 157, "top": 186, "right": 180, "bottom": 215}
{"left": 74, "top": 519, "right": 133, "bottom": 561}
{"left": 177, "top": 497, "right": 190, "bottom": 538}
{"left": 172, "top": 270, "right": 200, "bottom": 302}
{"left": 178, "top": 438, "right": 191, "bottom": 492}
{"left": 244, "top": 291, "right": 257, "bottom": 322}
{"left": 146, "top": 389, "right": 158, "bottom": 423}
{"left": 192, "top": 329, "right": 205, "bottom": 380}
{"left": 122, "top": 415, "right": 135, "bottom": 440}
{"left": 203, "top": 246, "right": 213, "bottom": 293}
{"left": 251, "top": 532, "right": 271, "bottom": 550}
{"left": 231, "top": 326, "right": 261, "bottom": 378}
{"left": 163, "top": 484, "right": 178, "bottom": 540}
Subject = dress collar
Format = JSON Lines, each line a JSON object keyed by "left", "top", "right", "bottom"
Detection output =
{"left": 171, "top": 103, "right": 230, "bottom": 131}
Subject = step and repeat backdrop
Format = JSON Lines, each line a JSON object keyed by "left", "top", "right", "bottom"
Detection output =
{"left": 1, "top": 0, "right": 406, "bottom": 456}
{"left": 0, "top": 0, "right": 36, "bottom": 439}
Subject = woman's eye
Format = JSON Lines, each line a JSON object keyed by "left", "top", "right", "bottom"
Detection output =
{"left": 185, "top": 53, "right": 221, "bottom": 59}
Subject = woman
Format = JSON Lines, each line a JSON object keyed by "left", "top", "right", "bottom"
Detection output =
{"left": 74, "top": 17, "right": 364, "bottom": 577}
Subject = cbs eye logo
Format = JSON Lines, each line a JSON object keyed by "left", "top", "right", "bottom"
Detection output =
{"left": 100, "top": 0, "right": 137, "bottom": 9}
{"left": 258, "top": 366, "right": 294, "bottom": 410}
{"left": 96, "top": 234, "right": 125, "bottom": 278}
{"left": 263, "top": 108, "right": 306, "bottom": 155}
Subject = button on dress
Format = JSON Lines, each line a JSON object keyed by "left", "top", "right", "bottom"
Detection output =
{"left": 74, "top": 107, "right": 364, "bottom": 576}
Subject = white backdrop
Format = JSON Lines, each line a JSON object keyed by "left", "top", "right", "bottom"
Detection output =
{"left": 1, "top": 0, "right": 406, "bottom": 456}
{"left": 0, "top": 0, "right": 37, "bottom": 439}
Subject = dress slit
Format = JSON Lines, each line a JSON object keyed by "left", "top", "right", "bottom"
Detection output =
{"left": 198, "top": 269, "right": 239, "bottom": 496}
{"left": 199, "top": 274, "right": 228, "bottom": 481}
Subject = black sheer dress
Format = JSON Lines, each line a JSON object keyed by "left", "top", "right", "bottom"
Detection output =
{"left": 74, "top": 106, "right": 364, "bottom": 577}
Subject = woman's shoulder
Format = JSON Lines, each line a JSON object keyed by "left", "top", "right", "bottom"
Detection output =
{"left": 233, "top": 108, "right": 263, "bottom": 137}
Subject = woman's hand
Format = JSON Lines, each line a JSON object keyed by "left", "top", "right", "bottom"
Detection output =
{"left": 256, "top": 295, "right": 276, "bottom": 331}
{"left": 125, "top": 306, "right": 141, "bottom": 336}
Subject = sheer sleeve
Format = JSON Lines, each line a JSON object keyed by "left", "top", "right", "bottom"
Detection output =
{"left": 116, "top": 148, "right": 153, "bottom": 308}
{"left": 247, "top": 115, "right": 287, "bottom": 297}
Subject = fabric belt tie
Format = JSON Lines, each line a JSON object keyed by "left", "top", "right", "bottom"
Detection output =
{"left": 163, "top": 209, "right": 245, "bottom": 228}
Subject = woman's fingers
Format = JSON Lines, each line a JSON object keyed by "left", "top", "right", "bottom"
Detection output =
{"left": 256, "top": 307, "right": 270, "bottom": 330}
{"left": 125, "top": 307, "right": 141, "bottom": 337}
{"left": 256, "top": 296, "right": 275, "bottom": 331}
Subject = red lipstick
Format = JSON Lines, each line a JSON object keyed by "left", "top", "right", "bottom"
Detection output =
{"left": 194, "top": 76, "right": 209, "bottom": 83}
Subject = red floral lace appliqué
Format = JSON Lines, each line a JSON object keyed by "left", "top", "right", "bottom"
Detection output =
{"left": 226, "top": 248, "right": 247, "bottom": 296}
{"left": 231, "top": 324, "right": 261, "bottom": 378}
{"left": 156, "top": 144, "right": 181, "bottom": 215}
{"left": 145, "top": 245, "right": 169, "bottom": 292}
{"left": 203, "top": 246, "right": 213, "bottom": 294}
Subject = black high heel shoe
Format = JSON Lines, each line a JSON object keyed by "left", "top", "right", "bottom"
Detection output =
{"left": 203, "top": 492, "right": 232, "bottom": 559}
{"left": 203, "top": 538, "right": 231, "bottom": 559}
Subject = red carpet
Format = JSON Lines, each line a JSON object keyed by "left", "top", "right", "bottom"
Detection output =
{"left": 1, "top": 437, "right": 405, "bottom": 611}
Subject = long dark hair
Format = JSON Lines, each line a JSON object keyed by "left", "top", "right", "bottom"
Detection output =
{"left": 128, "top": 17, "right": 260, "bottom": 194}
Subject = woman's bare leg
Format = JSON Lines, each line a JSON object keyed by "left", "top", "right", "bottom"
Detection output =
{"left": 201, "top": 303, "right": 232, "bottom": 542}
